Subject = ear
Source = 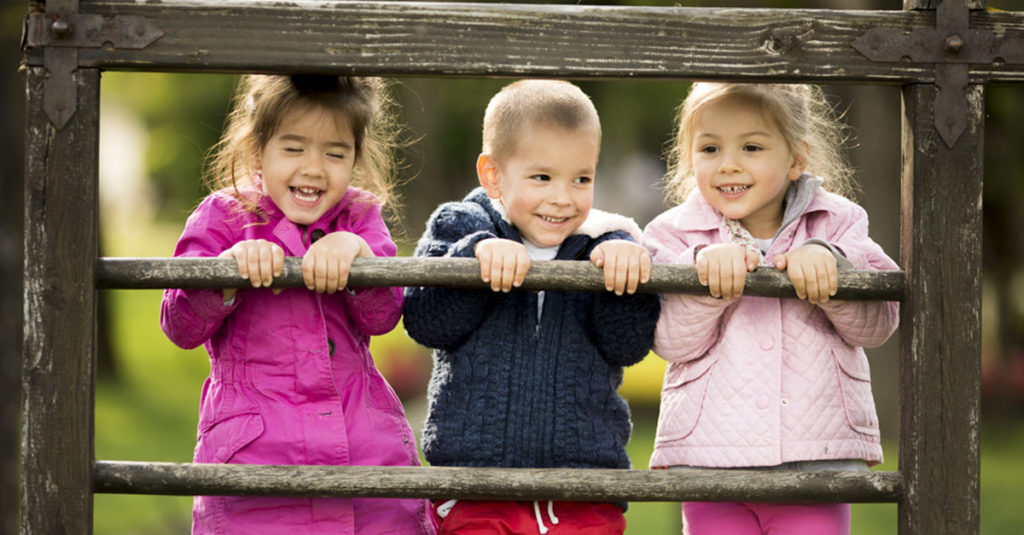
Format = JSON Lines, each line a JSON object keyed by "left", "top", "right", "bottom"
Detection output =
{"left": 477, "top": 153, "right": 502, "bottom": 199}
{"left": 788, "top": 141, "right": 810, "bottom": 181}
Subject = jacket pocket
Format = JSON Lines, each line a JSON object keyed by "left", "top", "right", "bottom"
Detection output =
{"left": 195, "top": 409, "right": 265, "bottom": 464}
{"left": 655, "top": 353, "right": 718, "bottom": 443}
{"left": 832, "top": 346, "right": 880, "bottom": 436}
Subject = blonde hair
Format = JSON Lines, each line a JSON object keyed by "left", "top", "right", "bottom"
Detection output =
{"left": 482, "top": 79, "right": 600, "bottom": 160}
{"left": 204, "top": 74, "right": 402, "bottom": 216}
{"left": 663, "top": 82, "right": 855, "bottom": 205}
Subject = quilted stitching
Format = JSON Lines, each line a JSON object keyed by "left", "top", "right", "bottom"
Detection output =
{"left": 644, "top": 185, "right": 897, "bottom": 469}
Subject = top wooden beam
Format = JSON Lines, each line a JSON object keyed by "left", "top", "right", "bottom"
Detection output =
{"left": 22, "top": 0, "right": 1024, "bottom": 83}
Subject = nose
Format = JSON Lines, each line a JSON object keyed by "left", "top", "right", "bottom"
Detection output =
{"left": 548, "top": 181, "right": 572, "bottom": 205}
{"left": 300, "top": 153, "right": 326, "bottom": 178}
{"left": 719, "top": 150, "right": 742, "bottom": 174}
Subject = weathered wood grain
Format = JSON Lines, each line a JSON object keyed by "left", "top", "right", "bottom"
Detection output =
{"left": 94, "top": 461, "right": 903, "bottom": 504}
{"left": 22, "top": 66, "right": 98, "bottom": 535}
{"left": 96, "top": 257, "right": 906, "bottom": 301}
{"left": 898, "top": 82, "right": 983, "bottom": 534}
{"left": 19, "top": 1, "right": 1024, "bottom": 83}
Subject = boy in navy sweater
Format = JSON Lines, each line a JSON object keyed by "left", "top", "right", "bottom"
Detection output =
{"left": 404, "top": 80, "right": 660, "bottom": 534}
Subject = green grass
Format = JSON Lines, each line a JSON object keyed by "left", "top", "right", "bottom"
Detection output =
{"left": 95, "top": 288, "right": 1024, "bottom": 534}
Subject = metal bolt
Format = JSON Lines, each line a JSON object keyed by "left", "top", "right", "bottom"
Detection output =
{"left": 51, "top": 20, "right": 71, "bottom": 39}
{"left": 945, "top": 35, "right": 964, "bottom": 54}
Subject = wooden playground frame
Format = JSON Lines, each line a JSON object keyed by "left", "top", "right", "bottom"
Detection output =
{"left": 20, "top": 0, "right": 1024, "bottom": 532}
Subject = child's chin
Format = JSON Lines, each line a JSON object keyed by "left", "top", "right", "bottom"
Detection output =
{"left": 284, "top": 212, "right": 318, "bottom": 226}
{"left": 532, "top": 234, "right": 571, "bottom": 248}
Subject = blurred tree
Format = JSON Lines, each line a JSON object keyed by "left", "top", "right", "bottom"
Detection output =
{"left": 982, "top": 85, "right": 1024, "bottom": 414}
{"left": 97, "top": 73, "right": 236, "bottom": 380}
{"left": 101, "top": 73, "right": 237, "bottom": 223}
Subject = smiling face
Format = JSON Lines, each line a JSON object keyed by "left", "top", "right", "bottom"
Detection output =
{"left": 691, "top": 96, "right": 806, "bottom": 239}
{"left": 478, "top": 120, "right": 600, "bottom": 248}
{"left": 257, "top": 103, "right": 356, "bottom": 225}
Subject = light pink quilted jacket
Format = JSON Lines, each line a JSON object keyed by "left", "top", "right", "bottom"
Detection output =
{"left": 642, "top": 189, "right": 899, "bottom": 469}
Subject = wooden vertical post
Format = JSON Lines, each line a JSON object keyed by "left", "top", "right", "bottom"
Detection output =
{"left": 21, "top": 66, "right": 99, "bottom": 534}
{"left": 898, "top": 81, "right": 983, "bottom": 534}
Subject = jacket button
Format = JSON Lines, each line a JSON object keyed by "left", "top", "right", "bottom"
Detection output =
{"left": 760, "top": 337, "right": 775, "bottom": 351}
{"left": 311, "top": 229, "right": 326, "bottom": 243}
{"left": 328, "top": 338, "right": 335, "bottom": 357}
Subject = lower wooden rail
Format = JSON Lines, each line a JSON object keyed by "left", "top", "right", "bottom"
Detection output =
{"left": 94, "top": 462, "right": 902, "bottom": 503}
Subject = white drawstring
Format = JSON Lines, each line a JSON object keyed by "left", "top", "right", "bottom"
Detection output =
{"left": 533, "top": 501, "right": 548, "bottom": 534}
{"left": 547, "top": 500, "right": 559, "bottom": 525}
{"left": 436, "top": 499, "right": 457, "bottom": 519}
{"left": 533, "top": 501, "right": 559, "bottom": 534}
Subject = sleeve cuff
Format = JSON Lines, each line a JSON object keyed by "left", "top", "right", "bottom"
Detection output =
{"left": 190, "top": 288, "right": 240, "bottom": 321}
{"left": 450, "top": 230, "right": 498, "bottom": 258}
{"left": 803, "top": 239, "right": 854, "bottom": 270}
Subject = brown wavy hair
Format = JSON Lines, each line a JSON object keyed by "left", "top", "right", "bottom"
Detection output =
{"left": 203, "top": 74, "right": 403, "bottom": 218}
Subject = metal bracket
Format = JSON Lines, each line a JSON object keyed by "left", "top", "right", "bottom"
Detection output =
{"left": 25, "top": 12, "right": 165, "bottom": 49}
{"left": 853, "top": 1, "right": 1024, "bottom": 147}
{"left": 25, "top": 8, "right": 164, "bottom": 129}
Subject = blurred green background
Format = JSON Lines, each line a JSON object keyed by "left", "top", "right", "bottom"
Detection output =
{"left": 5, "top": 1, "right": 1024, "bottom": 534}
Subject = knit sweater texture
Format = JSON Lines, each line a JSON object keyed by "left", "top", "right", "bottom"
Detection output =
{"left": 403, "top": 188, "right": 660, "bottom": 470}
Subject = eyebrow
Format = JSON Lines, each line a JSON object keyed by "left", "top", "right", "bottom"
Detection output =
{"left": 695, "top": 130, "right": 773, "bottom": 139}
{"left": 527, "top": 164, "right": 595, "bottom": 176}
{"left": 277, "top": 133, "right": 352, "bottom": 149}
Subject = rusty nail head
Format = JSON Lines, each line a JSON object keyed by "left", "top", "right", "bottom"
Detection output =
{"left": 51, "top": 20, "right": 71, "bottom": 39}
{"left": 945, "top": 35, "right": 964, "bottom": 53}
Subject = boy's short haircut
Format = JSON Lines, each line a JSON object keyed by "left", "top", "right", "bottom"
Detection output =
{"left": 482, "top": 80, "right": 601, "bottom": 160}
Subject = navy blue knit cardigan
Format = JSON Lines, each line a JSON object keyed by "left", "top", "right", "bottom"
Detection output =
{"left": 403, "top": 188, "right": 660, "bottom": 470}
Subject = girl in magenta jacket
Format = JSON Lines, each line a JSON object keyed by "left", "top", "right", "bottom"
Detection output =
{"left": 161, "top": 74, "right": 434, "bottom": 534}
{"left": 642, "top": 83, "right": 899, "bottom": 535}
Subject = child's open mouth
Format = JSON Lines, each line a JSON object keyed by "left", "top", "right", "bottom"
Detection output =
{"left": 291, "top": 186, "right": 323, "bottom": 204}
{"left": 539, "top": 215, "right": 570, "bottom": 224}
{"left": 718, "top": 185, "right": 750, "bottom": 194}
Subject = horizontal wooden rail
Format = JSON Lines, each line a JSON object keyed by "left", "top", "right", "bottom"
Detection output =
{"left": 97, "top": 257, "right": 905, "bottom": 301}
{"left": 94, "top": 461, "right": 903, "bottom": 504}
{"left": 22, "top": 1, "right": 1024, "bottom": 83}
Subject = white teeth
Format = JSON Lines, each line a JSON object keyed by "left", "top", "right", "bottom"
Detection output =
{"left": 292, "top": 186, "right": 321, "bottom": 202}
{"left": 719, "top": 185, "right": 749, "bottom": 193}
{"left": 540, "top": 215, "right": 568, "bottom": 223}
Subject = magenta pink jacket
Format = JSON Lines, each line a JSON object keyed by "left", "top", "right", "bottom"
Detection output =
{"left": 161, "top": 187, "right": 434, "bottom": 534}
{"left": 642, "top": 187, "right": 899, "bottom": 469}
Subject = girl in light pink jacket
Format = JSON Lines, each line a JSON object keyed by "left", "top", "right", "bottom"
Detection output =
{"left": 642, "top": 83, "right": 899, "bottom": 535}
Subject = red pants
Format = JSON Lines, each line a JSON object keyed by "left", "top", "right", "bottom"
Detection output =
{"left": 433, "top": 499, "right": 626, "bottom": 535}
